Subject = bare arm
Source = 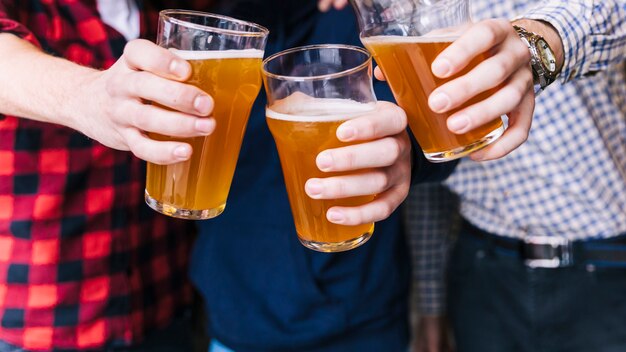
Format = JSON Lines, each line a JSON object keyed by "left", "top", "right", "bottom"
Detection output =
{"left": 0, "top": 34, "right": 97, "bottom": 128}
{"left": 0, "top": 34, "right": 216, "bottom": 165}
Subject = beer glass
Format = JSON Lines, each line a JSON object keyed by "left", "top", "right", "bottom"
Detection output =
{"left": 262, "top": 45, "right": 377, "bottom": 252}
{"left": 351, "top": 0, "right": 505, "bottom": 162}
{"left": 145, "top": 10, "right": 268, "bottom": 219}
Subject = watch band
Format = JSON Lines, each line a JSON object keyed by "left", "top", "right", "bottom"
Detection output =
{"left": 513, "top": 25, "right": 557, "bottom": 92}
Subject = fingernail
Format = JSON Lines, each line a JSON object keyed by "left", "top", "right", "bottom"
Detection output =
{"left": 195, "top": 118, "right": 214, "bottom": 134}
{"left": 448, "top": 114, "right": 470, "bottom": 133}
{"left": 194, "top": 95, "right": 213, "bottom": 115}
{"left": 337, "top": 125, "right": 356, "bottom": 141}
{"left": 170, "top": 59, "right": 189, "bottom": 79}
{"left": 429, "top": 92, "right": 450, "bottom": 112}
{"left": 327, "top": 210, "right": 346, "bottom": 224}
{"left": 173, "top": 145, "right": 192, "bottom": 160}
{"left": 432, "top": 58, "right": 452, "bottom": 77}
{"left": 317, "top": 152, "right": 334, "bottom": 171}
{"left": 306, "top": 180, "right": 324, "bottom": 198}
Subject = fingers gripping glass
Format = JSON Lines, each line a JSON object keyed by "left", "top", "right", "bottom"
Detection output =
{"left": 352, "top": 0, "right": 506, "bottom": 162}
{"left": 262, "top": 45, "right": 377, "bottom": 252}
{"left": 145, "top": 10, "right": 268, "bottom": 220}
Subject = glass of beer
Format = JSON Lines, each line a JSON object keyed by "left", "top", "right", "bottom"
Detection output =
{"left": 145, "top": 10, "right": 268, "bottom": 219}
{"left": 262, "top": 45, "right": 377, "bottom": 252}
{"left": 351, "top": 0, "right": 505, "bottom": 162}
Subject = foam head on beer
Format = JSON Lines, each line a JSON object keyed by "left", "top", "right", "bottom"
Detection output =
{"left": 169, "top": 48, "right": 265, "bottom": 60}
{"left": 267, "top": 92, "right": 376, "bottom": 121}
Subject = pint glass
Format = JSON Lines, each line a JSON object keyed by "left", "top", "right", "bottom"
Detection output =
{"left": 262, "top": 45, "right": 377, "bottom": 252}
{"left": 351, "top": 0, "right": 505, "bottom": 162}
{"left": 145, "top": 11, "right": 268, "bottom": 219}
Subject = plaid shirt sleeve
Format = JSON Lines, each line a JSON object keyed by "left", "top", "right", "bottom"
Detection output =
{"left": 404, "top": 183, "right": 460, "bottom": 316}
{"left": 519, "top": 0, "right": 626, "bottom": 83}
{"left": 0, "top": 1, "right": 198, "bottom": 350}
{"left": 0, "top": 1, "right": 39, "bottom": 47}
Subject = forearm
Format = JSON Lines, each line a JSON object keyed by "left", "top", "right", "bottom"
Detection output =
{"left": 1, "top": 30, "right": 228, "bottom": 165}
{"left": 0, "top": 33, "right": 97, "bottom": 130}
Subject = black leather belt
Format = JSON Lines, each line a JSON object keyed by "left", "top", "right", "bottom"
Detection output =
{"left": 463, "top": 220, "right": 626, "bottom": 268}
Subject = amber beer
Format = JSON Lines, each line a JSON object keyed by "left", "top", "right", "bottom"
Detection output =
{"left": 146, "top": 49, "right": 263, "bottom": 218}
{"left": 363, "top": 36, "right": 504, "bottom": 161}
{"left": 267, "top": 98, "right": 375, "bottom": 251}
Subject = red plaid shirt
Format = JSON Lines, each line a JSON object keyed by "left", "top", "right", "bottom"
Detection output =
{"left": 0, "top": 1, "right": 212, "bottom": 350}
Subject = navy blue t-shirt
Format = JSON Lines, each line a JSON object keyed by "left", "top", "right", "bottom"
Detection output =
{"left": 190, "top": 3, "right": 452, "bottom": 351}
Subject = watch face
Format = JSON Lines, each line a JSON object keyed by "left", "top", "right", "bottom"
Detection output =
{"left": 536, "top": 38, "right": 557, "bottom": 74}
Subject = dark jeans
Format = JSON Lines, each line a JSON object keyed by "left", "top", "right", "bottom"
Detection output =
{"left": 448, "top": 229, "right": 626, "bottom": 352}
{"left": 0, "top": 316, "right": 194, "bottom": 352}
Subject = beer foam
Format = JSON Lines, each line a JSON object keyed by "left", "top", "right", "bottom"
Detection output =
{"left": 169, "top": 48, "right": 264, "bottom": 60}
{"left": 363, "top": 34, "right": 459, "bottom": 44}
{"left": 267, "top": 97, "right": 376, "bottom": 122}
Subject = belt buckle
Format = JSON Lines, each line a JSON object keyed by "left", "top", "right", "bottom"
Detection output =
{"left": 523, "top": 236, "right": 573, "bottom": 268}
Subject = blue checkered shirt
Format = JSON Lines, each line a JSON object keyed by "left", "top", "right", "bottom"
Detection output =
{"left": 406, "top": 0, "right": 626, "bottom": 315}
{"left": 405, "top": 183, "right": 460, "bottom": 316}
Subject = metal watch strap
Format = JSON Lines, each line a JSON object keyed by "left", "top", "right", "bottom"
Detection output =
{"left": 513, "top": 25, "right": 555, "bottom": 92}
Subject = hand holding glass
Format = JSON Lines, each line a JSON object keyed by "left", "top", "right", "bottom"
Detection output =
{"left": 352, "top": 0, "right": 506, "bottom": 161}
{"left": 263, "top": 45, "right": 388, "bottom": 252}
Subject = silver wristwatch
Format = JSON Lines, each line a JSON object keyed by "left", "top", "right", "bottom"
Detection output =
{"left": 513, "top": 25, "right": 558, "bottom": 92}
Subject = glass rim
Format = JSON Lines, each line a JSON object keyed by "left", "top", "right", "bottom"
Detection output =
{"left": 262, "top": 44, "right": 372, "bottom": 82}
{"left": 159, "top": 10, "right": 269, "bottom": 37}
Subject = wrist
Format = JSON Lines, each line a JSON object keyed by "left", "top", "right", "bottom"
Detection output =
{"left": 512, "top": 19, "right": 565, "bottom": 74}
{"left": 65, "top": 67, "right": 102, "bottom": 134}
